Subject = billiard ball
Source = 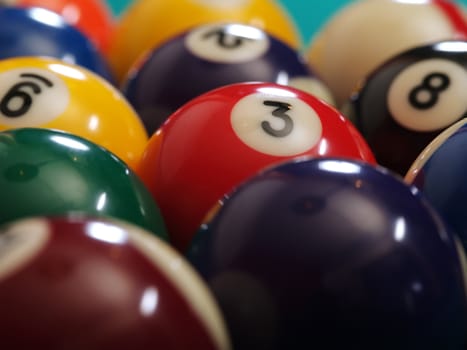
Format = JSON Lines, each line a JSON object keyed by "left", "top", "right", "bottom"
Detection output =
{"left": 0, "top": 215, "right": 230, "bottom": 349}
{"left": 136, "top": 82, "right": 375, "bottom": 251}
{"left": 108, "top": 0, "right": 302, "bottom": 81}
{"left": 3, "top": 0, "right": 115, "bottom": 54}
{"left": 0, "top": 56, "right": 147, "bottom": 170}
{"left": 188, "top": 157, "right": 467, "bottom": 350}
{"left": 0, "top": 6, "right": 114, "bottom": 82}
{"left": 343, "top": 39, "right": 467, "bottom": 175}
{"left": 122, "top": 22, "right": 335, "bottom": 135}
{"left": 405, "top": 117, "right": 467, "bottom": 251}
{"left": 0, "top": 128, "right": 167, "bottom": 240}
{"left": 307, "top": 0, "right": 467, "bottom": 107}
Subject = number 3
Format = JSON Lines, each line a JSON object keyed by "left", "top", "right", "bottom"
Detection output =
{"left": 262, "top": 100, "right": 294, "bottom": 137}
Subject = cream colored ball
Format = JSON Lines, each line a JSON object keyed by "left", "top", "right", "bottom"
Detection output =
{"left": 307, "top": 0, "right": 467, "bottom": 107}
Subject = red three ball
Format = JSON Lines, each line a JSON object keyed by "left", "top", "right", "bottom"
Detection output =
{"left": 137, "top": 82, "right": 375, "bottom": 251}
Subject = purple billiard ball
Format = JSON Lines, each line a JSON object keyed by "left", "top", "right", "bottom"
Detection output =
{"left": 406, "top": 117, "right": 467, "bottom": 252}
{"left": 122, "top": 22, "right": 334, "bottom": 135}
{"left": 188, "top": 157, "right": 467, "bottom": 350}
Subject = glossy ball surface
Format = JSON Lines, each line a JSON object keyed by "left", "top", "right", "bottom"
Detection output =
{"left": 0, "top": 128, "right": 166, "bottom": 240}
{"left": 9, "top": 0, "right": 115, "bottom": 54}
{"left": 108, "top": 0, "right": 301, "bottom": 81}
{"left": 0, "top": 6, "right": 114, "bottom": 82}
{"left": 406, "top": 118, "right": 467, "bottom": 251}
{"left": 344, "top": 40, "right": 467, "bottom": 175}
{"left": 0, "top": 216, "right": 230, "bottom": 349}
{"left": 137, "top": 82, "right": 375, "bottom": 251}
{"left": 123, "top": 22, "right": 334, "bottom": 135}
{"left": 188, "top": 157, "right": 467, "bottom": 350}
{"left": 0, "top": 56, "right": 147, "bottom": 169}
{"left": 307, "top": 0, "right": 467, "bottom": 106}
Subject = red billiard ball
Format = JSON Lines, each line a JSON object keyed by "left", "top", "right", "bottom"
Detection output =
{"left": 0, "top": 215, "right": 231, "bottom": 350}
{"left": 137, "top": 82, "right": 375, "bottom": 251}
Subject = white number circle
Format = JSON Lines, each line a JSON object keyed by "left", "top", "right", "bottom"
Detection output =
{"left": 185, "top": 23, "right": 269, "bottom": 63}
{"left": 230, "top": 89, "right": 323, "bottom": 156}
{"left": 0, "top": 218, "right": 49, "bottom": 282}
{"left": 0, "top": 68, "right": 70, "bottom": 127}
{"left": 387, "top": 58, "right": 467, "bottom": 132}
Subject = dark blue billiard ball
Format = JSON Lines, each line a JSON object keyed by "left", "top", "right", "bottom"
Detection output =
{"left": 0, "top": 6, "right": 114, "bottom": 83}
{"left": 121, "top": 22, "right": 334, "bottom": 135}
{"left": 406, "top": 117, "right": 467, "bottom": 252}
{"left": 188, "top": 157, "right": 467, "bottom": 350}
{"left": 343, "top": 40, "right": 467, "bottom": 175}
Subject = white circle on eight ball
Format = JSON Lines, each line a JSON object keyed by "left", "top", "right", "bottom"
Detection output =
{"left": 185, "top": 23, "right": 270, "bottom": 64}
{"left": 230, "top": 89, "right": 323, "bottom": 156}
{"left": 0, "top": 67, "right": 70, "bottom": 127}
{"left": 0, "top": 218, "right": 50, "bottom": 282}
{"left": 387, "top": 58, "right": 467, "bottom": 132}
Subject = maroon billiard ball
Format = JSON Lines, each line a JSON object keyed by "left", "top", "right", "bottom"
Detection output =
{"left": 0, "top": 215, "right": 231, "bottom": 350}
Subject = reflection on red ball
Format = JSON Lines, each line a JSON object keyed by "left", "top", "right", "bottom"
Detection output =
{"left": 0, "top": 216, "right": 230, "bottom": 350}
{"left": 137, "top": 82, "right": 375, "bottom": 251}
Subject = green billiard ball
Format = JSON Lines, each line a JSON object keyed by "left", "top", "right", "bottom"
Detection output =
{"left": 0, "top": 127, "right": 168, "bottom": 241}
